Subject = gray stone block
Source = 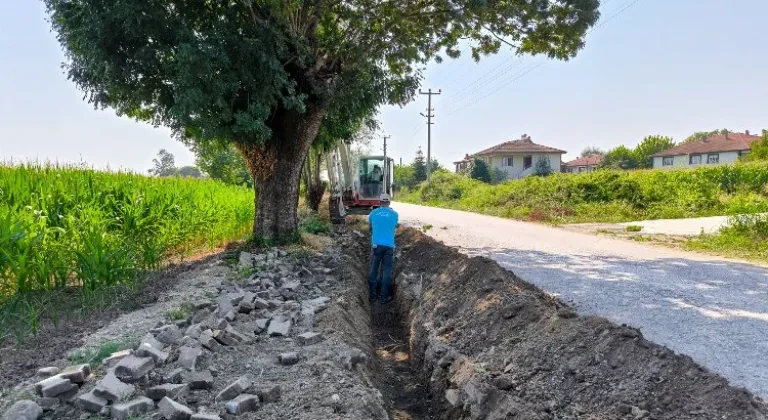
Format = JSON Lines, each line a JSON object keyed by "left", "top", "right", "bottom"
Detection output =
{"left": 184, "top": 370, "right": 213, "bottom": 390}
{"left": 296, "top": 332, "right": 324, "bottom": 346}
{"left": 93, "top": 372, "right": 135, "bottom": 402}
{"left": 76, "top": 390, "right": 108, "bottom": 413}
{"left": 267, "top": 317, "right": 292, "bottom": 337}
{"left": 114, "top": 355, "right": 155, "bottom": 381}
{"left": 224, "top": 394, "right": 259, "bottom": 415}
{"left": 278, "top": 352, "right": 299, "bottom": 366}
{"left": 146, "top": 383, "right": 188, "bottom": 401}
{"left": 215, "top": 375, "right": 251, "bottom": 402}
{"left": 156, "top": 325, "right": 183, "bottom": 345}
{"left": 35, "top": 375, "right": 75, "bottom": 398}
{"left": 158, "top": 396, "right": 193, "bottom": 420}
{"left": 111, "top": 396, "right": 154, "bottom": 420}
{"left": 2, "top": 400, "right": 42, "bottom": 420}
{"left": 178, "top": 346, "right": 203, "bottom": 371}
{"left": 35, "top": 367, "right": 60, "bottom": 378}
{"left": 135, "top": 343, "right": 169, "bottom": 365}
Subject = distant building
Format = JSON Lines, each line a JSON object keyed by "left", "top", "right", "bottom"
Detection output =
{"left": 651, "top": 131, "right": 759, "bottom": 168}
{"left": 453, "top": 154, "right": 472, "bottom": 173}
{"left": 458, "top": 134, "right": 566, "bottom": 179}
{"left": 562, "top": 154, "right": 603, "bottom": 173}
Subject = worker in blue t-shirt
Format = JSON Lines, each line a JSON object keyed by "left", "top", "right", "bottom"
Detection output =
{"left": 368, "top": 194, "right": 399, "bottom": 303}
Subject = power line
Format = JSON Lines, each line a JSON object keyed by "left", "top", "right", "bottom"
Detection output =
{"left": 440, "top": 0, "right": 645, "bottom": 114}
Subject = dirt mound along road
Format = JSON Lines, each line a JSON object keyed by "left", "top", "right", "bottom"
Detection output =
{"left": 390, "top": 228, "right": 768, "bottom": 420}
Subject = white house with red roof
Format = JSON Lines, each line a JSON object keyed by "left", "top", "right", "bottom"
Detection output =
{"left": 460, "top": 134, "right": 566, "bottom": 179}
{"left": 651, "top": 131, "right": 759, "bottom": 168}
{"left": 562, "top": 154, "right": 604, "bottom": 173}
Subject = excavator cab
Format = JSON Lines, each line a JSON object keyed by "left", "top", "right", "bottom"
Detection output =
{"left": 326, "top": 145, "right": 394, "bottom": 223}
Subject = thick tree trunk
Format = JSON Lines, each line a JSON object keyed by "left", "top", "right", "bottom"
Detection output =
{"left": 236, "top": 104, "right": 326, "bottom": 242}
{"left": 305, "top": 151, "right": 326, "bottom": 212}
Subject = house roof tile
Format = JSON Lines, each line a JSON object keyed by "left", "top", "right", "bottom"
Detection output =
{"left": 474, "top": 135, "right": 566, "bottom": 155}
{"left": 564, "top": 154, "right": 603, "bottom": 167}
{"left": 651, "top": 132, "right": 759, "bottom": 157}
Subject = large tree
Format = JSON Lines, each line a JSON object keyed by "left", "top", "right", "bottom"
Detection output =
{"left": 601, "top": 145, "right": 639, "bottom": 170}
{"left": 683, "top": 129, "right": 731, "bottom": 144}
{"left": 634, "top": 135, "right": 675, "bottom": 168}
{"left": 45, "top": 0, "right": 600, "bottom": 240}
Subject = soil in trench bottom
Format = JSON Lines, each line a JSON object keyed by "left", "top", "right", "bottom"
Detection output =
{"left": 368, "top": 260, "right": 436, "bottom": 420}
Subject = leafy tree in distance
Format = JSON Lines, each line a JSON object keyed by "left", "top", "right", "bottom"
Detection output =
{"left": 534, "top": 157, "right": 554, "bottom": 176}
{"left": 149, "top": 149, "right": 177, "bottom": 177}
{"left": 412, "top": 148, "right": 428, "bottom": 183}
{"left": 683, "top": 129, "right": 731, "bottom": 144}
{"left": 634, "top": 135, "right": 676, "bottom": 168}
{"left": 44, "top": 0, "right": 600, "bottom": 240}
{"left": 580, "top": 147, "right": 606, "bottom": 157}
{"left": 194, "top": 144, "right": 253, "bottom": 187}
{"left": 176, "top": 166, "right": 202, "bottom": 178}
{"left": 601, "top": 146, "right": 639, "bottom": 170}
{"left": 469, "top": 158, "right": 492, "bottom": 183}
{"left": 742, "top": 130, "right": 768, "bottom": 162}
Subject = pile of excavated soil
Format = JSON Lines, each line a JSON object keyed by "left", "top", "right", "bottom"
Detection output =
{"left": 387, "top": 228, "right": 768, "bottom": 420}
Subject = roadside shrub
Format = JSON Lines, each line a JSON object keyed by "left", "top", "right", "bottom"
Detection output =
{"left": 397, "top": 162, "right": 768, "bottom": 224}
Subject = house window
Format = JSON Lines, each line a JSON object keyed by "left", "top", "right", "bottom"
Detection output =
{"left": 689, "top": 154, "right": 702, "bottom": 165}
{"left": 578, "top": 166, "right": 586, "bottom": 173}
{"left": 707, "top": 153, "right": 720, "bottom": 164}
{"left": 502, "top": 157, "right": 513, "bottom": 167}
{"left": 523, "top": 156, "right": 533, "bottom": 169}
{"left": 662, "top": 157, "right": 674, "bottom": 166}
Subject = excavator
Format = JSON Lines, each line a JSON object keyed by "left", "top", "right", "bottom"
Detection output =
{"left": 325, "top": 142, "right": 395, "bottom": 224}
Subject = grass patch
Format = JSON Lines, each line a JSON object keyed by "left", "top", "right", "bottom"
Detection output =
{"left": 398, "top": 162, "right": 768, "bottom": 224}
{"left": 421, "top": 224, "right": 433, "bottom": 233}
{"left": 686, "top": 215, "right": 768, "bottom": 263}
{"left": 68, "top": 340, "right": 134, "bottom": 368}
{"left": 625, "top": 225, "right": 643, "bottom": 232}
{"left": 166, "top": 302, "right": 195, "bottom": 322}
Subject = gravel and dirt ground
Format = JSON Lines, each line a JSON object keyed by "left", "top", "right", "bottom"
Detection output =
{"left": 2, "top": 225, "right": 767, "bottom": 420}
{"left": 392, "top": 201, "right": 768, "bottom": 398}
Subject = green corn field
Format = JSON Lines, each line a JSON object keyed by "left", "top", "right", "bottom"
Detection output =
{"left": 0, "top": 163, "right": 254, "bottom": 303}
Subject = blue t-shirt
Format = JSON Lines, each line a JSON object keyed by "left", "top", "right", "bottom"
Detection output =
{"left": 369, "top": 207, "right": 399, "bottom": 248}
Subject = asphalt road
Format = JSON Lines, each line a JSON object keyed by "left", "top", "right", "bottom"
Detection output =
{"left": 392, "top": 202, "right": 768, "bottom": 397}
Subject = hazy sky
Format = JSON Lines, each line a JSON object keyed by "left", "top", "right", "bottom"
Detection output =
{"left": 2, "top": 0, "right": 766, "bottom": 171}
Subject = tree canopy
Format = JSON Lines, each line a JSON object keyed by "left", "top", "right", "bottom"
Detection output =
{"left": 44, "top": 0, "right": 601, "bottom": 238}
{"left": 634, "top": 135, "right": 676, "bottom": 168}
{"left": 742, "top": 130, "right": 768, "bottom": 162}
{"left": 601, "top": 145, "right": 639, "bottom": 170}
{"left": 580, "top": 146, "right": 606, "bottom": 157}
{"left": 683, "top": 129, "right": 731, "bottom": 144}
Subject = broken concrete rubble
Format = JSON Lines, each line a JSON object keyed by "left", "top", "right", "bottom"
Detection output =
{"left": 156, "top": 324, "right": 183, "bottom": 345}
{"left": 111, "top": 396, "right": 154, "bottom": 420}
{"left": 2, "top": 400, "right": 43, "bottom": 420}
{"left": 224, "top": 394, "right": 259, "bottom": 415}
{"left": 158, "top": 396, "right": 194, "bottom": 420}
{"left": 135, "top": 342, "right": 170, "bottom": 364}
{"left": 215, "top": 375, "right": 251, "bottom": 402}
{"left": 147, "top": 383, "right": 188, "bottom": 401}
{"left": 76, "top": 390, "right": 108, "bottom": 413}
{"left": 177, "top": 346, "right": 203, "bottom": 371}
{"left": 297, "top": 332, "right": 324, "bottom": 346}
{"left": 114, "top": 355, "right": 155, "bottom": 381}
{"left": 93, "top": 371, "right": 135, "bottom": 402}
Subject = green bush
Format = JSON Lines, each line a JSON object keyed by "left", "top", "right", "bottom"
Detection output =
{"left": 397, "top": 162, "right": 768, "bottom": 224}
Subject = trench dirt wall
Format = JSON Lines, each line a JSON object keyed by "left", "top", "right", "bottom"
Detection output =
{"left": 389, "top": 228, "right": 767, "bottom": 420}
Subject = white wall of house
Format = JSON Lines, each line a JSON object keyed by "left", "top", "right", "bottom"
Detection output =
{"left": 652, "top": 151, "right": 742, "bottom": 169}
{"left": 483, "top": 153, "right": 562, "bottom": 179}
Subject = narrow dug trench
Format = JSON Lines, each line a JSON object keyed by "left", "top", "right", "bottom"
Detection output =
{"left": 345, "top": 227, "right": 768, "bottom": 420}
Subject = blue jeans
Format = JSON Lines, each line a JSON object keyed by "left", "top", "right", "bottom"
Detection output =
{"left": 369, "top": 246, "right": 393, "bottom": 300}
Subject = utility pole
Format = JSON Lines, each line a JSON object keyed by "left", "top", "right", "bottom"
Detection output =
{"left": 383, "top": 135, "right": 390, "bottom": 161}
{"left": 419, "top": 88, "right": 441, "bottom": 183}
